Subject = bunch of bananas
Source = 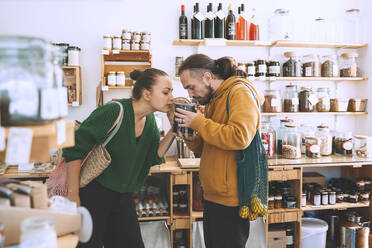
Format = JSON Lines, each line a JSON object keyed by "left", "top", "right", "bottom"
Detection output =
{"left": 239, "top": 196, "right": 267, "bottom": 221}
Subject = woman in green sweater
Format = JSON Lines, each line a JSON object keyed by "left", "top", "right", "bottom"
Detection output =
{"left": 62, "top": 68, "right": 174, "bottom": 248}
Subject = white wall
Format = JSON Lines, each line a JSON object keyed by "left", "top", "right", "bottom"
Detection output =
{"left": 0, "top": 0, "right": 370, "bottom": 161}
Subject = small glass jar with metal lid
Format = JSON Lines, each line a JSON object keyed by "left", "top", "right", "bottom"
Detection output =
{"left": 340, "top": 52, "right": 360, "bottom": 77}
{"left": 321, "top": 191, "right": 329, "bottom": 205}
{"left": 141, "top": 32, "right": 151, "bottom": 43}
{"left": 274, "top": 195, "right": 283, "bottom": 209}
{"left": 283, "top": 51, "right": 302, "bottom": 77}
{"left": 353, "top": 135, "right": 372, "bottom": 158}
{"left": 122, "top": 40, "right": 131, "bottom": 50}
{"left": 300, "top": 124, "right": 315, "bottom": 154}
{"left": 329, "top": 191, "right": 336, "bottom": 205}
{"left": 140, "top": 41, "right": 150, "bottom": 50}
{"left": 254, "top": 59, "right": 267, "bottom": 77}
{"left": 267, "top": 60, "right": 280, "bottom": 77}
{"left": 107, "top": 71, "right": 116, "bottom": 86}
{"left": 321, "top": 55, "right": 339, "bottom": 77}
{"left": 302, "top": 54, "right": 321, "bottom": 77}
{"left": 112, "top": 35, "right": 122, "bottom": 50}
{"left": 121, "top": 29, "right": 132, "bottom": 40}
{"left": 316, "top": 124, "right": 333, "bottom": 156}
{"left": 316, "top": 87, "right": 331, "bottom": 112}
{"left": 282, "top": 124, "right": 301, "bottom": 159}
{"left": 305, "top": 136, "right": 321, "bottom": 158}
{"left": 283, "top": 84, "right": 299, "bottom": 112}
{"left": 268, "top": 195, "right": 275, "bottom": 210}
{"left": 103, "top": 35, "right": 112, "bottom": 50}
{"left": 131, "top": 41, "right": 140, "bottom": 50}
{"left": 246, "top": 62, "right": 255, "bottom": 77}
{"left": 132, "top": 32, "right": 141, "bottom": 42}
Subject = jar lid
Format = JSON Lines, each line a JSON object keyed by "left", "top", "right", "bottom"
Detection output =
{"left": 280, "top": 118, "right": 294, "bottom": 123}
{"left": 274, "top": 195, "right": 282, "bottom": 199}
{"left": 315, "top": 17, "right": 325, "bottom": 22}
{"left": 113, "top": 35, "right": 121, "bottom": 38}
{"left": 317, "top": 87, "right": 329, "bottom": 92}
{"left": 270, "top": 60, "right": 280, "bottom": 63}
{"left": 317, "top": 124, "right": 329, "bottom": 129}
{"left": 284, "top": 124, "right": 296, "bottom": 128}
{"left": 341, "top": 52, "right": 358, "bottom": 58}
{"left": 117, "top": 71, "right": 125, "bottom": 74}
{"left": 131, "top": 41, "right": 140, "bottom": 44}
{"left": 264, "top": 89, "right": 279, "bottom": 93}
{"left": 353, "top": 135, "right": 371, "bottom": 140}
{"left": 246, "top": 62, "right": 254, "bottom": 65}
{"left": 103, "top": 35, "right": 112, "bottom": 38}
{"left": 300, "top": 86, "right": 312, "bottom": 92}
{"left": 346, "top": 8, "right": 360, "bottom": 13}
{"left": 68, "top": 46, "right": 81, "bottom": 51}
{"left": 304, "top": 136, "right": 318, "bottom": 141}
{"left": 303, "top": 54, "right": 317, "bottom": 58}
{"left": 284, "top": 51, "right": 297, "bottom": 57}
{"left": 55, "top": 43, "right": 70, "bottom": 47}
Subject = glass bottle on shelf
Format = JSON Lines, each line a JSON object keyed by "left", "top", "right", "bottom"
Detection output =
{"left": 248, "top": 8, "right": 260, "bottom": 40}
{"left": 283, "top": 84, "right": 299, "bottom": 112}
{"left": 345, "top": 9, "right": 361, "bottom": 43}
{"left": 340, "top": 52, "right": 360, "bottom": 77}
{"left": 277, "top": 118, "right": 294, "bottom": 155}
{"left": 321, "top": 55, "right": 339, "bottom": 77}
{"left": 282, "top": 124, "right": 301, "bottom": 159}
{"left": 269, "top": 9, "right": 293, "bottom": 41}
{"left": 316, "top": 88, "right": 331, "bottom": 112}
{"left": 315, "top": 124, "right": 333, "bottom": 156}
{"left": 299, "top": 124, "right": 315, "bottom": 154}
{"left": 282, "top": 51, "right": 302, "bottom": 77}
{"left": 260, "top": 121, "right": 276, "bottom": 158}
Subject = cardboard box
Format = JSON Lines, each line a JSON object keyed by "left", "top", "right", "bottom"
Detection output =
{"left": 268, "top": 227, "right": 286, "bottom": 248}
{"left": 23, "top": 181, "right": 48, "bottom": 209}
{"left": 10, "top": 192, "right": 31, "bottom": 208}
{"left": 0, "top": 206, "right": 81, "bottom": 245}
{"left": 303, "top": 172, "right": 326, "bottom": 186}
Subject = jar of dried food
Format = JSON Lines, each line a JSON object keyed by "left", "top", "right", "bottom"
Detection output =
{"left": 263, "top": 89, "right": 282, "bottom": 113}
{"left": 254, "top": 59, "right": 267, "bottom": 77}
{"left": 112, "top": 35, "right": 122, "bottom": 50}
{"left": 300, "top": 124, "right": 315, "bottom": 154}
{"left": 260, "top": 121, "right": 276, "bottom": 158}
{"left": 282, "top": 124, "right": 301, "bottom": 159}
{"left": 329, "top": 191, "right": 336, "bottom": 205}
{"left": 353, "top": 135, "right": 372, "bottom": 158}
{"left": 302, "top": 54, "right": 321, "bottom": 77}
{"left": 316, "top": 124, "right": 333, "bottom": 156}
{"left": 347, "top": 98, "right": 367, "bottom": 112}
{"left": 283, "top": 51, "right": 302, "bottom": 77}
{"left": 316, "top": 87, "right": 331, "bottom": 112}
{"left": 299, "top": 87, "right": 317, "bottom": 112}
{"left": 247, "top": 62, "right": 255, "bottom": 77}
{"left": 349, "top": 191, "right": 358, "bottom": 203}
{"left": 268, "top": 60, "right": 280, "bottom": 77}
{"left": 132, "top": 32, "right": 141, "bottom": 42}
{"left": 321, "top": 55, "right": 339, "bottom": 77}
{"left": 365, "top": 180, "right": 371, "bottom": 191}
{"left": 103, "top": 35, "right": 112, "bottom": 50}
{"left": 305, "top": 136, "right": 321, "bottom": 158}
{"left": 283, "top": 84, "right": 299, "bottom": 112}
{"left": 121, "top": 29, "right": 132, "bottom": 40}
{"left": 107, "top": 71, "right": 116, "bottom": 86}
{"left": 268, "top": 196, "right": 275, "bottom": 210}
{"left": 356, "top": 179, "right": 365, "bottom": 191}
{"left": 311, "top": 191, "right": 321, "bottom": 206}
{"left": 340, "top": 52, "right": 360, "bottom": 77}
{"left": 330, "top": 98, "right": 349, "bottom": 112}
{"left": 277, "top": 118, "right": 293, "bottom": 155}
{"left": 274, "top": 195, "right": 282, "bottom": 208}
{"left": 335, "top": 131, "right": 353, "bottom": 156}
{"left": 131, "top": 41, "right": 140, "bottom": 50}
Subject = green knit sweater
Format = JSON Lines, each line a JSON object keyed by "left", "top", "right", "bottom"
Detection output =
{"left": 62, "top": 98, "right": 164, "bottom": 193}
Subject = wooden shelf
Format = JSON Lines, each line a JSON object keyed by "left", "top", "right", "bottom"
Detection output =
{"left": 262, "top": 112, "right": 368, "bottom": 116}
{"left": 173, "top": 76, "right": 368, "bottom": 82}
{"left": 191, "top": 211, "right": 203, "bottom": 219}
{"left": 173, "top": 39, "right": 368, "bottom": 49}
{"left": 302, "top": 202, "right": 369, "bottom": 211}
{"left": 138, "top": 216, "right": 170, "bottom": 221}
{"left": 107, "top": 85, "right": 132, "bottom": 89}
{"left": 63, "top": 66, "right": 82, "bottom": 106}
{"left": 3, "top": 166, "right": 52, "bottom": 179}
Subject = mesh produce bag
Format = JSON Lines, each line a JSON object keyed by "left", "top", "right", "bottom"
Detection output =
{"left": 226, "top": 81, "right": 268, "bottom": 220}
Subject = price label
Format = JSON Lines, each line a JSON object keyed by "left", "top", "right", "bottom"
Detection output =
{"left": 57, "top": 120, "right": 66, "bottom": 145}
{"left": 0, "top": 127, "right": 5, "bottom": 151}
{"left": 112, "top": 49, "right": 120, "bottom": 54}
{"left": 101, "top": 49, "right": 109, "bottom": 55}
{"left": 102, "top": 86, "right": 109, "bottom": 91}
{"left": 72, "top": 101, "right": 79, "bottom": 107}
{"left": 5, "top": 128, "right": 33, "bottom": 165}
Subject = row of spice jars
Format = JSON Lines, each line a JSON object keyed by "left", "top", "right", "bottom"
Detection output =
{"left": 53, "top": 43, "right": 81, "bottom": 66}
{"left": 103, "top": 30, "right": 151, "bottom": 50}
{"left": 238, "top": 60, "right": 281, "bottom": 78}
{"left": 106, "top": 71, "right": 126, "bottom": 86}
{"left": 283, "top": 51, "right": 360, "bottom": 77}
{"left": 269, "top": 181, "right": 298, "bottom": 210}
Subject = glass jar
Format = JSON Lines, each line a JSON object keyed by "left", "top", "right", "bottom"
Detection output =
{"left": 0, "top": 36, "right": 66, "bottom": 126}
{"left": 302, "top": 193, "right": 307, "bottom": 207}
{"left": 263, "top": 89, "right": 282, "bottom": 113}
{"left": 132, "top": 32, "right": 141, "bottom": 42}
{"left": 336, "top": 190, "right": 344, "bottom": 203}
{"left": 349, "top": 191, "right": 358, "bottom": 203}
{"left": 260, "top": 121, "right": 276, "bottom": 158}
{"left": 103, "top": 35, "right": 112, "bottom": 50}
{"left": 107, "top": 71, "right": 116, "bottom": 86}
{"left": 353, "top": 135, "right": 372, "bottom": 158}
{"left": 140, "top": 41, "right": 150, "bottom": 50}
{"left": 267, "top": 60, "right": 280, "bottom": 77}
{"left": 335, "top": 132, "right": 353, "bottom": 156}
{"left": 67, "top": 46, "right": 81, "bottom": 66}
{"left": 321, "top": 55, "right": 339, "bottom": 77}
{"left": 302, "top": 54, "right": 321, "bottom": 77}
{"left": 311, "top": 191, "right": 321, "bottom": 206}
{"left": 305, "top": 136, "right": 321, "bottom": 158}
{"left": 274, "top": 195, "right": 282, "bottom": 209}
{"left": 268, "top": 195, "right": 275, "bottom": 210}
{"left": 329, "top": 191, "right": 336, "bottom": 205}
{"left": 254, "top": 59, "right": 267, "bottom": 77}
{"left": 321, "top": 191, "right": 329, "bottom": 205}
{"left": 285, "top": 196, "right": 297, "bottom": 208}
{"left": 340, "top": 52, "right": 360, "bottom": 77}
{"left": 316, "top": 124, "right": 333, "bottom": 156}
{"left": 20, "top": 216, "right": 57, "bottom": 248}
{"left": 283, "top": 84, "right": 299, "bottom": 112}
{"left": 121, "top": 29, "right": 132, "bottom": 41}
{"left": 131, "top": 41, "right": 140, "bottom": 50}
{"left": 360, "top": 192, "right": 369, "bottom": 203}
{"left": 112, "top": 35, "right": 122, "bottom": 50}
{"left": 122, "top": 40, "right": 131, "bottom": 50}
{"left": 300, "top": 124, "right": 315, "bottom": 154}
{"left": 286, "top": 226, "right": 294, "bottom": 248}
{"left": 316, "top": 88, "right": 331, "bottom": 112}
{"left": 345, "top": 9, "right": 361, "bottom": 43}
{"left": 283, "top": 51, "right": 302, "bottom": 77}
{"left": 141, "top": 32, "right": 151, "bottom": 43}
{"left": 277, "top": 118, "right": 294, "bottom": 155}
{"left": 365, "top": 180, "right": 371, "bottom": 191}
{"left": 312, "top": 17, "right": 327, "bottom": 42}
{"left": 299, "top": 87, "right": 317, "bottom": 112}
{"left": 356, "top": 179, "right": 365, "bottom": 191}
{"left": 246, "top": 62, "right": 255, "bottom": 77}
{"left": 269, "top": 9, "right": 293, "bottom": 41}
{"left": 116, "top": 71, "right": 125, "bottom": 86}
{"left": 282, "top": 124, "right": 301, "bottom": 159}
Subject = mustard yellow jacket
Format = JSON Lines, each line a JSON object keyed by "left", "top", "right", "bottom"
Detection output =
{"left": 187, "top": 76, "right": 264, "bottom": 207}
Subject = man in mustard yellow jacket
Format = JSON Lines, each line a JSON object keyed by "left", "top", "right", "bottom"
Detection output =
{"left": 174, "top": 54, "right": 264, "bottom": 248}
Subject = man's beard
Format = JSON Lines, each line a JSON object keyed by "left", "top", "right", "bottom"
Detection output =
{"left": 194, "top": 84, "right": 215, "bottom": 105}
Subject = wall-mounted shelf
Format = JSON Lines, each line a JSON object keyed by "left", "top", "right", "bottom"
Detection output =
{"left": 262, "top": 112, "right": 367, "bottom": 116}
{"left": 62, "top": 66, "right": 82, "bottom": 107}
{"left": 174, "top": 76, "right": 368, "bottom": 82}
{"left": 173, "top": 39, "right": 368, "bottom": 49}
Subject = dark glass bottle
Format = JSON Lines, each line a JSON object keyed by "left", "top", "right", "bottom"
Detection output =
{"left": 192, "top": 3, "right": 202, "bottom": 39}
{"left": 204, "top": 3, "right": 215, "bottom": 38}
{"left": 225, "top": 3, "right": 236, "bottom": 40}
{"left": 191, "top": 5, "right": 195, "bottom": 39}
{"left": 214, "top": 3, "right": 225, "bottom": 38}
{"left": 179, "top": 5, "right": 188, "bottom": 39}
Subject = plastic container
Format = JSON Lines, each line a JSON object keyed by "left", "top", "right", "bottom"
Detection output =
{"left": 330, "top": 98, "right": 349, "bottom": 112}
{"left": 302, "top": 217, "right": 328, "bottom": 248}
{"left": 347, "top": 98, "right": 367, "bottom": 112}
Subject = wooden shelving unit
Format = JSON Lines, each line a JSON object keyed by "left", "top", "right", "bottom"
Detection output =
{"left": 302, "top": 202, "right": 369, "bottom": 211}
{"left": 62, "top": 66, "right": 82, "bottom": 107}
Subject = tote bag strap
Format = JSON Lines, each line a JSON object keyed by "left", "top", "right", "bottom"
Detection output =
{"left": 226, "top": 82, "right": 259, "bottom": 118}
{"left": 101, "top": 101, "right": 124, "bottom": 147}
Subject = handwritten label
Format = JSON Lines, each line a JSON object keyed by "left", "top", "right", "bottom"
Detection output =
{"left": 101, "top": 49, "right": 109, "bottom": 55}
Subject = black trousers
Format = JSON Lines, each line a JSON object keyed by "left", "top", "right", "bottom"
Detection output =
{"left": 203, "top": 200, "right": 250, "bottom": 248}
{"left": 77, "top": 180, "right": 144, "bottom": 248}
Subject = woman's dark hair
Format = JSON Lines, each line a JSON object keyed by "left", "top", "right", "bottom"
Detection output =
{"left": 178, "top": 54, "right": 247, "bottom": 80}
{"left": 130, "top": 68, "right": 168, "bottom": 100}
